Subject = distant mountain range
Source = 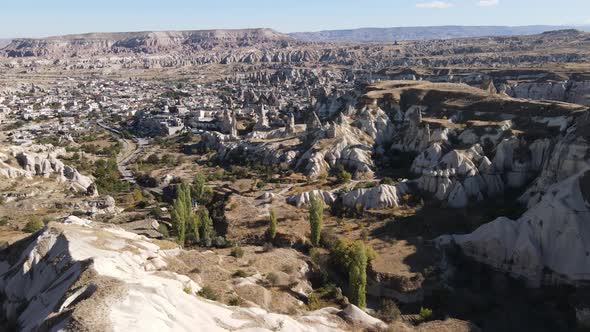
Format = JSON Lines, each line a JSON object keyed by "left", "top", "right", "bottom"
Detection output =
{"left": 3, "top": 25, "right": 590, "bottom": 58}
{"left": 289, "top": 25, "right": 590, "bottom": 42}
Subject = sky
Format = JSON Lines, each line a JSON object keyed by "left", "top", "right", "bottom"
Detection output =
{"left": 2, "top": 0, "right": 590, "bottom": 38}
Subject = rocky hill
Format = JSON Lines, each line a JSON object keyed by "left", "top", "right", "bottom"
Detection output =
{"left": 0, "top": 28, "right": 294, "bottom": 57}
{"left": 2, "top": 29, "right": 590, "bottom": 72}
{"left": 289, "top": 25, "right": 590, "bottom": 42}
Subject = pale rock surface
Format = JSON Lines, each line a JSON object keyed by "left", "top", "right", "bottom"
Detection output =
{"left": 0, "top": 145, "right": 95, "bottom": 193}
{"left": 0, "top": 222, "right": 361, "bottom": 331}
{"left": 338, "top": 304, "right": 388, "bottom": 330}
{"left": 287, "top": 190, "right": 336, "bottom": 207}
{"left": 438, "top": 168, "right": 590, "bottom": 286}
{"left": 342, "top": 183, "right": 409, "bottom": 210}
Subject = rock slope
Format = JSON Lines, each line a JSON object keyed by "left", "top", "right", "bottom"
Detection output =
{"left": 0, "top": 220, "right": 387, "bottom": 331}
{"left": 438, "top": 168, "right": 590, "bottom": 287}
{"left": 0, "top": 145, "right": 95, "bottom": 194}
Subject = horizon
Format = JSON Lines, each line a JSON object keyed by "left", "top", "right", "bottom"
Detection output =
{"left": 2, "top": 24, "right": 590, "bottom": 40}
{"left": 2, "top": 0, "right": 590, "bottom": 39}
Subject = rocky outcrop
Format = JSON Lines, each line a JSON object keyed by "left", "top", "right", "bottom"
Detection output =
{"left": 438, "top": 168, "right": 590, "bottom": 286}
{"left": 0, "top": 222, "right": 376, "bottom": 331}
{"left": 287, "top": 190, "right": 336, "bottom": 207}
{"left": 0, "top": 145, "right": 95, "bottom": 194}
{"left": 505, "top": 80, "right": 590, "bottom": 106}
{"left": 342, "top": 183, "right": 410, "bottom": 210}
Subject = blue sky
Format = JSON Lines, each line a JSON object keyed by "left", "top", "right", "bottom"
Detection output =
{"left": 2, "top": 0, "right": 590, "bottom": 38}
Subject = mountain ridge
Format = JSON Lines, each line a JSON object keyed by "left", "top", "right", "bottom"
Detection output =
{"left": 288, "top": 25, "right": 590, "bottom": 42}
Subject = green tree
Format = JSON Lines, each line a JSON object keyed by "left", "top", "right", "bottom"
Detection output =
{"left": 309, "top": 193, "right": 324, "bottom": 246}
{"left": 198, "top": 208, "right": 214, "bottom": 245}
{"left": 268, "top": 209, "right": 278, "bottom": 240}
{"left": 329, "top": 239, "right": 374, "bottom": 308}
{"left": 348, "top": 241, "right": 368, "bottom": 308}
{"left": 192, "top": 173, "right": 207, "bottom": 203}
{"left": 171, "top": 182, "right": 194, "bottom": 245}
{"left": 187, "top": 210, "right": 200, "bottom": 244}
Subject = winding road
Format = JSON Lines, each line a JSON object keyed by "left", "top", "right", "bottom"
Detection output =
{"left": 97, "top": 120, "right": 149, "bottom": 183}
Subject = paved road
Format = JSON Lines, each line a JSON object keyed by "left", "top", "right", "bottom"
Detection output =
{"left": 97, "top": 121, "right": 149, "bottom": 184}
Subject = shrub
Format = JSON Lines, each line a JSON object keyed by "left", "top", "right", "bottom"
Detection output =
{"left": 146, "top": 153, "right": 160, "bottom": 164}
{"left": 309, "top": 248, "right": 321, "bottom": 266}
{"left": 136, "top": 200, "right": 149, "bottom": 209}
{"left": 262, "top": 242, "right": 274, "bottom": 252}
{"left": 307, "top": 292, "right": 321, "bottom": 310}
{"left": 360, "top": 229, "right": 369, "bottom": 241}
{"left": 131, "top": 187, "right": 144, "bottom": 202}
{"left": 228, "top": 296, "right": 245, "bottom": 306}
{"left": 380, "top": 177, "right": 394, "bottom": 185}
{"left": 419, "top": 307, "right": 433, "bottom": 320}
{"left": 93, "top": 158, "right": 129, "bottom": 194}
{"left": 157, "top": 223, "right": 169, "bottom": 237}
{"left": 335, "top": 164, "right": 352, "bottom": 184}
{"left": 150, "top": 206, "right": 163, "bottom": 218}
{"left": 266, "top": 272, "right": 279, "bottom": 286}
{"left": 212, "top": 236, "right": 229, "bottom": 248}
{"left": 232, "top": 270, "right": 249, "bottom": 278}
{"left": 0, "top": 216, "right": 9, "bottom": 226}
{"left": 379, "top": 299, "right": 401, "bottom": 322}
{"left": 281, "top": 264, "right": 295, "bottom": 274}
{"left": 230, "top": 246, "right": 244, "bottom": 258}
{"left": 23, "top": 217, "right": 44, "bottom": 233}
{"left": 198, "top": 285, "right": 218, "bottom": 301}
{"left": 161, "top": 154, "right": 175, "bottom": 164}
{"left": 227, "top": 202, "right": 238, "bottom": 210}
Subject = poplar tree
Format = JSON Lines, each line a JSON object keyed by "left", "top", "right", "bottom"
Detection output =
{"left": 268, "top": 209, "right": 277, "bottom": 240}
{"left": 348, "top": 241, "right": 368, "bottom": 308}
{"left": 171, "top": 182, "right": 193, "bottom": 245}
{"left": 198, "top": 208, "right": 213, "bottom": 245}
{"left": 309, "top": 193, "right": 324, "bottom": 246}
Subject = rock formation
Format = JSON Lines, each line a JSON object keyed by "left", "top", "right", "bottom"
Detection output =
{"left": 0, "top": 145, "right": 95, "bottom": 194}
{"left": 438, "top": 168, "right": 590, "bottom": 286}
{"left": 0, "top": 220, "right": 386, "bottom": 331}
{"left": 253, "top": 104, "right": 270, "bottom": 131}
